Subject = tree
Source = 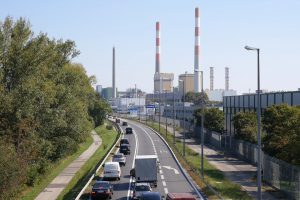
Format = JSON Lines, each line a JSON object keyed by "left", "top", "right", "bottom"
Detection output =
{"left": 232, "top": 111, "right": 257, "bottom": 143}
{"left": 194, "top": 108, "right": 224, "bottom": 133}
{"left": 262, "top": 104, "right": 300, "bottom": 165}
{"left": 0, "top": 16, "right": 112, "bottom": 194}
{"left": 183, "top": 91, "right": 209, "bottom": 105}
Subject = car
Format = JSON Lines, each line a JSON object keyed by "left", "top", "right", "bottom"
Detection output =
{"left": 120, "top": 138, "right": 130, "bottom": 146}
{"left": 140, "top": 192, "right": 162, "bottom": 200}
{"left": 120, "top": 144, "right": 130, "bottom": 155}
{"left": 90, "top": 181, "right": 113, "bottom": 200}
{"left": 122, "top": 121, "right": 128, "bottom": 126}
{"left": 112, "top": 153, "right": 126, "bottom": 166}
{"left": 133, "top": 182, "right": 152, "bottom": 199}
{"left": 103, "top": 162, "right": 121, "bottom": 180}
{"left": 125, "top": 127, "right": 133, "bottom": 134}
{"left": 166, "top": 193, "right": 196, "bottom": 200}
{"left": 115, "top": 118, "right": 120, "bottom": 123}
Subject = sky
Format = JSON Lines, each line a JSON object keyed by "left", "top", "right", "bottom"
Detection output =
{"left": 1, "top": 0, "right": 300, "bottom": 94}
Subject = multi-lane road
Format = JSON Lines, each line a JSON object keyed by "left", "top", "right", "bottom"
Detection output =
{"left": 108, "top": 119, "right": 204, "bottom": 200}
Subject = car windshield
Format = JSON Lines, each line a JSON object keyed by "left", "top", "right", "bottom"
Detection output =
{"left": 135, "top": 185, "right": 151, "bottom": 191}
{"left": 121, "top": 139, "right": 129, "bottom": 143}
{"left": 93, "top": 182, "right": 109, "bottom": 189}
{"left": 142, "top": 194, "right": 160, "bottom": 200}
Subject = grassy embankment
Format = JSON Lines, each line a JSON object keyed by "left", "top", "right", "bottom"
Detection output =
{"left": 146, "top": 121, "right": 252, "bottom": 200}
{"left": 21, "top": 135, "right": 93, "bottom": 200}
{"left": 56, "top": 121, "right": 119, "bottom": 200}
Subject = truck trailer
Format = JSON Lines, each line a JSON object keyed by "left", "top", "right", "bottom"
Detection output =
{"left": 134, "top": 155, "right": 158, "bottom": 187}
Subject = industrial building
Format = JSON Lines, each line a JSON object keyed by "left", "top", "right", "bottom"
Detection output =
{"left": 101, "top": 87, "right": 113, "bottom": 100}
{"left": 224, "top": 90, "right": 300, "bottom": 135}
{"left": 96, "top": 85, "right": 102, "bottom": 95}
{"left": 179, "top": 73, "right": 194, "bottom": 95}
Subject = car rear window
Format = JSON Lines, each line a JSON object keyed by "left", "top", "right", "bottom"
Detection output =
{"left": 114, "top": 154, "right": 123, "bottom": 158}
{"left": 93, "top": 182, "right": 109, "bottom": 189}
{"left": 135, "top": 185, "right": 151, "bottom": 191}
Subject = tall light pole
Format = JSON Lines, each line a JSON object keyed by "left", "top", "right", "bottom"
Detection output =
{"left": 159, "top": 77, "right": 162, "bottom": 133}
{"left": 138, "top": 94, "right": 141, "bottom": 122}
{"left": 179, "top": 79, "right": 186, "bottom": 157}
{"left": 164, "top": 90, "right": 168, "bottom": 137}
{"left": 195, "top": 69, "right": 204, "bottom": 178}
{"left": 245, "top": 45, "right": 261, "bottom": 200}
{"left": 173, "top": 86, "right": 176, "bottom": 144}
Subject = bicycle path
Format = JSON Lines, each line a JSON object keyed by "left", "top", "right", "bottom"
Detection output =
{"left": 35, "top": 130, "right": 102, "bottom": 200}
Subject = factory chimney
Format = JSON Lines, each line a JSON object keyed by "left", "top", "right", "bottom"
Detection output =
{"left": 210, "top": 67, "right": 214, "bottom": 91}
{"left": 194, "top": 7, "right": 200, "bottom": 92}
{"left": 112, "top": 47, "right": 116, "bottom": 98}
{"left": 225, "top": 67, "right": 229, "bottom": 91}
{"left": 155, "top": 22, "right": 160, "bottom": 74}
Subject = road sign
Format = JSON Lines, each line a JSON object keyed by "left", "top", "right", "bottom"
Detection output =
{"left": 146, "top": 105, "right": 155, "bottom": 108}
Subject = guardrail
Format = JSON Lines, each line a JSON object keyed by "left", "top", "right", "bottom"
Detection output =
{"left": 75, "top": 120, "right": 123, "bottom": 200}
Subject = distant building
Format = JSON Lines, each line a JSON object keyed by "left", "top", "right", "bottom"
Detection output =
{"left": 96, "top": 85, "right": 102, "bottom": 95}
{"left": 102, "top": 87, "right": 113, "bottom": 100}
{"left": 224, "top": 90, "right": 300, "bottom": 135}
{"left": 154, "top": 73, "right": 174, "bottom": 93}
{"left": 178, "top": 73, "right": 194, "bottom": 94}
{"left": 207, "top": 89, "right": 237, "bottom": 102}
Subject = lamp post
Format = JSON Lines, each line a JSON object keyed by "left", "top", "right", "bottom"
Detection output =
{"left": 138, "top": 94, "right": 141, "bottom": 122}
{"left": 195, "top": 69, "right": 204, "bottom": 178}
{"left": 159, "top": 77, "right": 162, "bottom": 133}
{"left": 245, "top": 45, "right": 261, "bottom": 200}
{"left": 164, "top": 90, "right": 168, "bottom": 137}
{"left": 173, "top": 86, "right": 176, "bottom": 144}
{"left": 179, "top": 79, "right": 186, "bottom": 157}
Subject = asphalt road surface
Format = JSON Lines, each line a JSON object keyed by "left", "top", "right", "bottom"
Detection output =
{"left": 109, "top": 119, "right": 202, "bottom": 200}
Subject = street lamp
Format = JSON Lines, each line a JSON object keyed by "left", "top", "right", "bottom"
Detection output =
{"left": 245, "top": 45, "right": 261, "bottom": 200}
{"left": 195, "top": 69, "right": 204, "bottom": 178}
{"left": 179, "top": 79, "right": 186, "bottom": 157}
{"left": 138, "top": 94, "right": 141, "bottom": 122}
{"left": 173, "top": 86, "right": 176, "bottom": 144}
{"left": 163, "top": 89, "right": 168, "bottom": 137}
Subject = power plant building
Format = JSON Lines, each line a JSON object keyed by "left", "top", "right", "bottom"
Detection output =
{"left": 178, "top": 73, "right": 194, "bottom": 94}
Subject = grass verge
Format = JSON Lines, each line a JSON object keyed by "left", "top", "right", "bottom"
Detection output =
{"left": 146, "top": 121, "right": 252, "bottom": 200}
{"left": 56, "top": 121, "right": 119, "bottom": 200}
{"left": 21, "top": 135, "right": 93, "bottom": 200}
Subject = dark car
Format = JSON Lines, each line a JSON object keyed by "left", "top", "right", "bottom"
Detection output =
{"left": 140, "top": 192, "right": 162, "bottom": 200}
{"left": 120, "top": 138, "right": 130, "bottom": 146}
{"left": 91, "top": 181, "right": 113, "bottom": 200}
{"left": 120, "top": 144, "right": 130, "bottom": 155}
{"left": 122, "top": 121, "right": 128, "bottom": 126}
{"left": 125, "top": 127, "right": 133, "bottom": 134}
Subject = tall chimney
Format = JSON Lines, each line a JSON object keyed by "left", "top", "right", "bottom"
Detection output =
{"left": 155, "top": 22, "right": 160, "bottom": 74}
{"left": 210, "top": 67, "right": 214, "bottom": 91}
{"left": 194, "top": 7, "right": 200, "bottom": 92}
{"left": 225, "top": 67, "right": 229, "bottom": 91}
{"left": 112, "top": 47, "right": 116, "bottom": 98}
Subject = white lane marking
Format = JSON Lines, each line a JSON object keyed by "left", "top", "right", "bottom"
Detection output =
{"left": 162, "top": 165, "right": 180, "bottom": 174}
{"left": 164, "top": 188, "right": 169, "bottom": 194}
{"left": 161, "top": 174, "right": 164, "bottom": 179}
{"left": 126, "top": 125, "right": 139, "bottom": 200}
{"left": 162, "top": 181, "right": 166, "bottom": 186}
{"left": 159, "top": 170, "right": 163, "bottom": 174}
{"left": 133, "top": 123, "right": 157, "bottom": 155}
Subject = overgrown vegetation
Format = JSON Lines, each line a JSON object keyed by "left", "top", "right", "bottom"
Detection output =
{"left": 262, "top": 104, "right": 300, "bottom": 165}
{"left": 232, "top": 111, "right": 257, "bottom": 143}
{"left": 194, "top": 107, "right": 224, "bottom": 133}
{"left": 0, "top": 17, "right": 111, "bottom": 199}
{"left": 232, "top": 104, "right": 300, "bottom": 165}
{"left": 183, "top": 91, "right": 209, "bottom": 105}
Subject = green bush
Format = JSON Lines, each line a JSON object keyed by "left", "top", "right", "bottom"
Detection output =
{"left": 106, "top": 124, "right": 113, "bottom": 130}
{"left": 232, "top": 111, "right": 257, "bottom": 143}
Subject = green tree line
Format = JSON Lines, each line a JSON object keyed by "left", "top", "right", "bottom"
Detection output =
{"left": 0, "top": 17, "right": 110, "bottom": 199}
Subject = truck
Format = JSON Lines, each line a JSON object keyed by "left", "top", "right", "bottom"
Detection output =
{"left": 133, "top": 155, "right": 158, "bottom": 187}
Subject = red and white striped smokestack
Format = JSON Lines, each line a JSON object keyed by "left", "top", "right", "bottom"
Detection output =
{"left": 155, "top": 22, "right": 160, "bottom": 74}
{"left": 194, "top": 7, "right": 200, "bottom": 92}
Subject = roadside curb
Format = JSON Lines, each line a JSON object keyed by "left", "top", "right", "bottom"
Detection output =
{"left": 75, "top": 121, "right": 123, "bottom": 200}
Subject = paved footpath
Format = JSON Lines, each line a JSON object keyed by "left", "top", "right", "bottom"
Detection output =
{"left": 157, "top": 123, "right": 278, "bottom": 200}
{"left": 35, "top": 130, "right": 102, "bottom": 200}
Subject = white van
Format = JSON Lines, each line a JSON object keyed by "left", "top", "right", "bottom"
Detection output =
{"left": 103, "top": 161, "right": 121, "bottom": 180}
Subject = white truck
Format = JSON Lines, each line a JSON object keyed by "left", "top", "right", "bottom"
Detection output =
{"left": 133, "top": 155, "right": 158, "bottom": 187}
